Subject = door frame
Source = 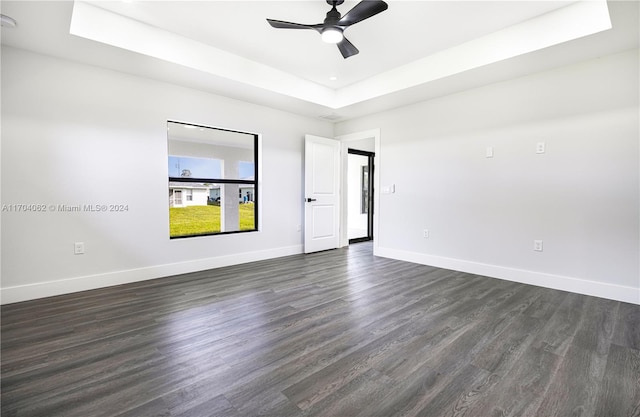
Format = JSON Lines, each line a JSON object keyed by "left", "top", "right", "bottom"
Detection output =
{"left": 336, "top": 129, "right": 381, "bottom": 252}
{"left": 347, "top": 148, "right": 375, "bottom": 244}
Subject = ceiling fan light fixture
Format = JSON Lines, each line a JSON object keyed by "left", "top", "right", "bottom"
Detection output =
{"left": 321, "top": 27, "right": 343, "bottom": 44}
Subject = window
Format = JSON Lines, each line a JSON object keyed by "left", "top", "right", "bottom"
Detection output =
{"left": 168, "top": 121, "right": 258, "bottom": 239}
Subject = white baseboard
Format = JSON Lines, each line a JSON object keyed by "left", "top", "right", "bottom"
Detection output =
{"left": 0, "top": 245, "right": 303, "bottom": 305}
{"left": 4, "top": 245, "right": 637, "bottom": 306}
{"left": 375, "top": 246, "right": 640, "bottom": 305}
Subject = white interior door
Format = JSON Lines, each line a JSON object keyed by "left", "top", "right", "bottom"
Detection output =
{"left": 304, "top": 135, "right": 341, "bottom": 253}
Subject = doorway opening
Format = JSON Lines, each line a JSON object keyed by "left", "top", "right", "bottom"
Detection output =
{"left": 348, "top": 148, "right": 374, "bottom": 244}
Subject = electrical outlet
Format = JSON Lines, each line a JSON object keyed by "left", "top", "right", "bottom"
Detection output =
{"left": 536, "top": 142, "right": 546, "bottom": 154}
{"left": 74, "top": 242, "right": 85, "bottom": 255}
{"left": 423, "top": 229, "right": 429, "bottom": 238}
{"left": 533, "top": 240, "right": 543, "bottom": 252}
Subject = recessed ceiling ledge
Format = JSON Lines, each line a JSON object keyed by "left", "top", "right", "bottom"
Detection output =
{"left": 70, "top": 0, "right": 611, "bottom": 112}
{"left": 70, "top": 1, "right": 337, "bottom": 108}
{"left": 333, "top": 0, "right": 612, "bottom": 108}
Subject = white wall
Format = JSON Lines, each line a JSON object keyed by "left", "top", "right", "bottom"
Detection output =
{"left": 347, "top": 138, "right": 375, "bottom": 153}
{"left": 3, "top": 46, "right": 638, "bottom": 305}
{"left": 336, "top": 49, "right": 640, "bottom": 304}
{"left": 0, "top": 46, "right": 333, "bottom": 303}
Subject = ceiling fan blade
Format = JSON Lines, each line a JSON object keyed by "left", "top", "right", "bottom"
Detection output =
{"left": 266, "top": 19, "right": 319, "bottom": 30}
{"left": 337, "top": 37, "right": 359, "bottom": 59}
{"left": 338, "top": 0, "right": 388, "bottom": 27}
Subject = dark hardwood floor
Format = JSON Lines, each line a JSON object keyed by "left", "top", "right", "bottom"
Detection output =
{"left": 1, "top": 242, "right": 639, "bottom": 417}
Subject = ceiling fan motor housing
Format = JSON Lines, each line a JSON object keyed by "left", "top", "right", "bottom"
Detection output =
{"left": 324, "top": 6, "right": 342, "bottom": 26}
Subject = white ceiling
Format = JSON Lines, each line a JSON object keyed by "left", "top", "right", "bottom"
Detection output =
{"left": 84, "top": 0, "right": 576, "bottom": 89}
{"left": 1, "top": 1, "right": 638, "bottom": 121}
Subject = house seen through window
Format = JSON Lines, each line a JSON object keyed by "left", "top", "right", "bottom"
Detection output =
{"left": 168, "top": 121, "right": 258, "bottom": 238}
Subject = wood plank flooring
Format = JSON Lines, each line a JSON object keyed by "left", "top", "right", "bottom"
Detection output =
{"left": 1, "top": 242, "right": 639, "bottom": 417}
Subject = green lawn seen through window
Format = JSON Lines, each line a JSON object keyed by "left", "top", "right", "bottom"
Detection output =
{"left": 169, "top": 204, "right": 255, "bottom": 237}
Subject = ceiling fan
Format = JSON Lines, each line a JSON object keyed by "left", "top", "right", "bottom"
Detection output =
{"left": 266, "top": 0, "right": 389, "bottom": 59}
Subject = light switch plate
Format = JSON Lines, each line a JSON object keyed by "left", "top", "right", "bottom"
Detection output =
{"left": 382, "top": 184, "right": 396, "bottom": 194}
